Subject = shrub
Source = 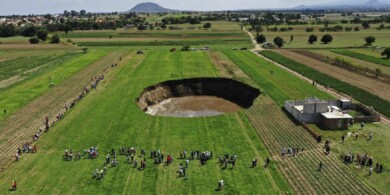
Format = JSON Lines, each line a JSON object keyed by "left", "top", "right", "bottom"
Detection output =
{"left": 382, "top": 48, "right": 390, "bottom": 59}
{"left": 29, "top": 37, "right": 39, "bottom": 44}
{"left": 36, "top": 29, "right": 48, "bottom": 41}
{"left": 181, "top": 45, "right": 190, "bottom": 51}
{"left": 50, "top": 35, "right": 60, "bottom": 44}
{"left": 345, "top": 27, "right": 352, "bottom": 31}
{"left": 306, "top": 27, "right": 314, "bottom": 32}
{"left": 354, "top": 26, "right": 360, "bottom": 31}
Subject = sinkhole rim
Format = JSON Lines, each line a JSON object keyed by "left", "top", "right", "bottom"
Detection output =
{"left": 136, "top": 77, "right": 261, "bottom": 117}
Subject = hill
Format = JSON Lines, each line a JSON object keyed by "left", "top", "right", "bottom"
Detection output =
{"left": 293, "top": 0, "right": 390, "bottom": 9}
{"left": 129, "top": 2, "right": 174, "bottom": 13}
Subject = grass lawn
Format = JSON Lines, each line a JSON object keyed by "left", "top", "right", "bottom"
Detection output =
{"left": 0, "top": 50, "right": 291, "bottom": 194}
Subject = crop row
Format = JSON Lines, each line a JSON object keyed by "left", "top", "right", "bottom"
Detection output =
{"left": 58, "top": 31, "right": 246, "bottom": 38}
{"left": 76, "top": 39, "right": 250, "bottom": 47}
{"left": 332, "top": 49, "right": 390, "bottom": 68}
{"left": 260, "top": 50, "right": 390, "bottom": 118}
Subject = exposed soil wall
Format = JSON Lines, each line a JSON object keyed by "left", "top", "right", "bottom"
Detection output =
{"left": 136, "top": 78, "right": 261, "bottom": 111}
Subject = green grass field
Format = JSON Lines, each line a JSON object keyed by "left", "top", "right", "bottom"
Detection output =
{"left": 222, "top": 50, "right": 333, "bottom": 104}
{"left": 0, "top": 50, "right": 292, "bottom": 194}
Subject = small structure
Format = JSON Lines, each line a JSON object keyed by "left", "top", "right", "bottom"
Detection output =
{"left": 285, "top": 97, "right": 353, "bottom": 130}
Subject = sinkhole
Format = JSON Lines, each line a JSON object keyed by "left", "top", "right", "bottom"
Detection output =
{"left": 136, "top": 78, "right": 261, "bottom": 117}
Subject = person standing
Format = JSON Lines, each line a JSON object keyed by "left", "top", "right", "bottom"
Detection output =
{"left": 12, "top": 180, "right": 17, "bottom": 191}
{"left": 369, "top": 167, "right": 373, "bottom": 176}
{"left": 318, "top": 162, "right": 323, "bottom": 171}
{"left": 341, "top": 135, "right": 345, "bottom": 143}
{"left": 369, "top": 132, "right": 372, "bottom": 141}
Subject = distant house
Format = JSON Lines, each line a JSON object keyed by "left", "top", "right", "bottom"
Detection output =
{"left": 301, "top": 15, "right": 308, "bottom": 20}
{"left": 124, "top": 24, "right": 134, "bottom": 29}
{"left": 285, "top": 97, "right": 353, "bottom": 130}
{"left": 238, "top": 18, "right": 249, "bottom": 22}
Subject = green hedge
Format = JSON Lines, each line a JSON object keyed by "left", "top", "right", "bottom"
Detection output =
{"left": 260, "top": 50, "right": 390, "bottom": 117}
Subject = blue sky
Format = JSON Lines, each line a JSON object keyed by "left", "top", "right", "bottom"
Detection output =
{"left": 0, "top": 0, "right": 389, "bottom": 15}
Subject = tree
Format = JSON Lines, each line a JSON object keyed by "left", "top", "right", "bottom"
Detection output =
{"left": 20, "top": 25, "right": 37, "bottom": 37}
{"left": 362, "top": 21, "right": 370, "bottom": 29}
{"left": 36, "top": 29, "right": 48, "bottom": 41}
{"left": 161, "top": 23, "right": 167, "bottom": 30}
{"left": 51, "top": 35, "right": 60, "bottom": 44}
{"left": 63, "top": 10, "right": 70, "bottom": 17}
{"left": 0, "top": 25, "right": 16, "bottom": 37}
{"left": 29, "top": 37, "right": 39, "bottom": 44}
{"left": 321, "top": 34, "right": 333, "bottom": 44}
{"left": 64, "top": 24, "right": 73, "bottom": 34}
{"left": 254, "top": 25, "right": 263, "bottom": 34}
{"left": 382, "top": 48, "right": 390, "bottom": 59}
{"left": 203, "top": 22, "right": 212, "bottom": 29}
{"left": 256, "top": 34, "right": 266, "bottom": 43}
{"left": 273, "top": 36, "right": 284, "bottom": 48}
{"left": 308, "top": 34, "right": 317, "bottom": 44}
{"left": 80, "top": 10, "right": 87, "bottom": 17}
{"left": 364, "top": 36, "right": 375, "bottom": 45}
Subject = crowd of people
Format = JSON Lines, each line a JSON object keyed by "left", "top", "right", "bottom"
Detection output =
{"left": 280, "top": 146, "right": 304, "bottom": 158}
{"left": 219, "top": 153, "right": 238, "bottom": 169}
{"left": 15, "top": 142, "right": 37, "bottom": 161}
{"left": 14, "top": 61, "right": 118, "bottom": 166}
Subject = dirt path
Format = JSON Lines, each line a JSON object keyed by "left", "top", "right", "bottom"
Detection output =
{"left": 0, "top": 52, "right": 130, "bottom": 171}
{"left": 276, "top": 49, "right": 390, "bottom": 100}
{"left": 243, "top": 27, "right": 262, "bottom": 51}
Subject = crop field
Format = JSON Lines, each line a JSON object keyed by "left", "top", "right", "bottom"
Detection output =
{"left": 260, "top": 50, "right": 390, "bottom": 118}
{"left": 0, "top": 17, "right": 389, "bottom": 195}
{"left": 253, "top": 24, "right": 390, "bottom": 48}
{"left": 308, "top": 49, "right": 390, "bottom": 75}
{"left": 273, "top": 49, "right": 390, "bottom": 100}
{"left": 332, "top": 49, "right": 390, "bottom": 67}
{"left": 0, "top": 50, "right": 107, "bottom": 121}
{"left": 57, "top": 21, "right": 251, "bottom": 48}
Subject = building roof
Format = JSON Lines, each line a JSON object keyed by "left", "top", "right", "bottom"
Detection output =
{"left": 321, "top": 112, "right": 353, "bottom": 119}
